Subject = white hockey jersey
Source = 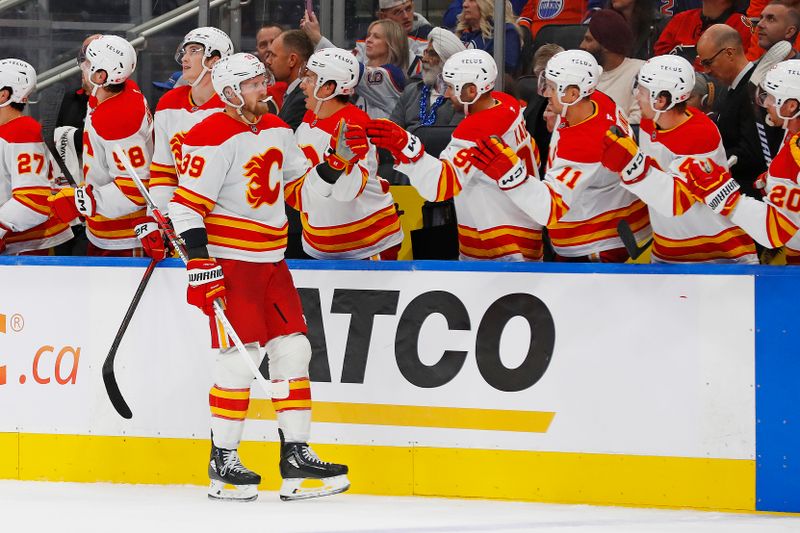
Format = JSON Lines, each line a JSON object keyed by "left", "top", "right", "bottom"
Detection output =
{"left": 504, "top": 90, "right": 651, "bottom": 258}
{"left": 82, "top": 79, "right": 154, "bottom": 250}
{"left": 149, "top": 85, "right": 224, "bottom": 214}
{"left": 724, "top": 131, "right": 800, "bottom": 260}
{"left": 0, "top": 116, "right": 72, "bottom": 254}
{"left": 395, "top": 91, "right": 544, "bottom": 261}
{"left": 354, "top": 64, "right": 406, "bottom": 120}
{"left": 627, "top": 110, "right": 757, "bottom": 263}
{"left": 169, "top": 112, "right": 315, "bottom": 263}
{"left": 290, "top": 105, "right": 403, "bottom": 259}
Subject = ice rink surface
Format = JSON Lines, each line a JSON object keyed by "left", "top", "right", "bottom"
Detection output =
{"left": 1, "top": 481, "right": 799, "bottom": 533}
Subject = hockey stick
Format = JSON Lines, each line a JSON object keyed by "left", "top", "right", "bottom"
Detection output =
{"left": 43, "top": 129, "right": 78, "bottom": 187}
{"left": 618, "top": 155, "right": 739, "bottom": 261}
{"left": 112, "top": 144, "right": 277, "bottom": 399}
{"left": 102, "top": 257, "right": 158, "bottom": 419}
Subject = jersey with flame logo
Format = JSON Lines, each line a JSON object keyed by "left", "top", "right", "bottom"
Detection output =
{"left": 169, "top": 112, "right": 313, "bottom": 263}
{"left": 150, "top": 85, "right": 224, "bottom": 214}
{"left": 244, "top": 149, "right": 283, "bottom": 208}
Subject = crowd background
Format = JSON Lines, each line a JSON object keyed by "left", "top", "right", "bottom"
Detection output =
{"left": 3, "top": 0, "right": 798, "bottom": 262}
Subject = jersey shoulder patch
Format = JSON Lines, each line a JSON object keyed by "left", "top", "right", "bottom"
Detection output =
{"left": 91, "top": 80, "right": 148, "bottom": 141}
{"left": 0, "top": 115, "right": 42, "bottom": 143}
{"left": 453, "top": 91, "right": 520, "bottom": 142}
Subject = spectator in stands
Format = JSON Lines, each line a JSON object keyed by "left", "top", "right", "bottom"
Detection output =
{"left": 267, "top": 30, "right": 314, "bottom": 131}
{"left": 256, "top": 22, "right": 284, "bottom": 64}
{"left": 355, "top": 20, "right": 409, "bottom": 119}
{"left": 443, "top": 0, "right": 526, "bottom": 29}
{"left": 301, "top": 5, "right": 428, "bottom": 78}
{"left": 390, "top": 27, "right": 465, "bottom": 130}
{"left": 517, "top": 0, "right": 590, "bottom": 38}
{"left": 659, "top": 0, "right": 703, "bottom": 16}
{"left": 457, "top": 0, "right": 523, "bottom": 72}
{"left": 698, "top": 24, "right": 766, "bottom": 197}
{"left": 608, "top": 0, "right": 669, "bottom": 59}
{"left": 749, "top": 0, "right": 800, "bottom": 60}
{"left": 580, "top": 9, "right": 644, "bottom": 124}
{"left": 654, "top": 0, "right": 751, "bottom": 68}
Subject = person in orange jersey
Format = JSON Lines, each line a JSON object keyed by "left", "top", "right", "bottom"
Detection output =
{"left": 0, "top": 58, "right": 72, "bottom": 255}
{"left": 168, "top": 53, "right": 355, "bottom": 502}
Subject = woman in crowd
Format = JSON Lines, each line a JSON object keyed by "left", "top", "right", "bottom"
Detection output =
{"left": 355, "top": 19, "right": 409, "bottom": 119}
{"left": 456, "top": 0, "right": 522, "bottom": 73}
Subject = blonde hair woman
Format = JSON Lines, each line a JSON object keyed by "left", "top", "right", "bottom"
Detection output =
{"left": 456, "top": 0, "right": 522, "bottom": 72}
{"left": 357, "top": 19, "right": 410, "bottom": 118}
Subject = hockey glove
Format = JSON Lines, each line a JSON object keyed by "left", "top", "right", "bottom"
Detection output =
{"left": 49, "top": 184, "right": 96, "bottom": 223}
{"left": 469, "top": 136, "right": 528, "bottom": 190}
{"left": 186, "top": 258, "right": 226, "bottom": 316}
{"left": 601, "top": 126, "right": 652, "bottom": 185}
{"left": 324, "top": 119, "right": 367, "bottom": 174}
{"left": 365, "top": 119, "right": 424, "bottom": 164}
{"left": 754, "top": 171, "right": 768, "bottom": 197}
{"left": 133, "top": 216, "right": 169, "bottom": 261}
{"left": 685, "top": 158, "right": 741, "bottom": 217}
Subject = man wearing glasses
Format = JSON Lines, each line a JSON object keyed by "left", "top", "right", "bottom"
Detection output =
{"left": 698, "top": 24, "right": 766, "bottom": 198}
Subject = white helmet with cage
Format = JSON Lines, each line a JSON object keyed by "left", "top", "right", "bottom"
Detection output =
{"left": 211, "top": 53, "right": 266, "bottom": 108}
{"left": 636, "top": 55, "right": 694, "bottom": 115}
{"left": 306, "top": 47, "right": 360, "bottom": 101}
{"left": 0, "top": 58, "right": 36, "bottom": 107}
{"left": 758, "top": 59, "right": 800, "bottom": 126}
{"left": 175, "top": 27, "right": 234, "bottom": 87}
{"left": 540, "top": 49, "right": 601, "bottom": 114}
{"left": 83, "top": 35, "right": 137, "bottom": 92}
{"left": 441, "top": 48, "right": 497, "bottom": 107}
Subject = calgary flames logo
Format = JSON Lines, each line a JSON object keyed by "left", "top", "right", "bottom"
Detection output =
{"left": 243, "top": 148, "right": 283, "bottom": 208}
{"left": 170, "top": 131, "right": 187, "bottom": 161}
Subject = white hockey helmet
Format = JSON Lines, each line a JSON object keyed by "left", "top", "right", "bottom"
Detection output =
{"left": 305, "top": 47, "right": 360, "bottom": 101}
{"left": 175, "top": 27, "right": 234, "bottom": 64}
{"left": 441, "top": 49, "right": 497, "bottom": 106}
{"left": 211, "top": 53, "right": 266, "bottom": 108}
{"left": 0, "top": 58, "right": 36, "bottom": 107}
{"left": 83, "top": 35, "right": 137, "bottom": 87}
{"left": 541, "top": 49, "right": 602, "bottom": 107}
{"left": 758, "top": 59, "right": 800, "bottom": 123}
{"left": 636, "top": 54, "right": 695, "bottom": 114}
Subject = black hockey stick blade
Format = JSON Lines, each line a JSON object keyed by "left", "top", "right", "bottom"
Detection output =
{"left": 617, "top": 220, "right": 652, "bottom": 261}
{"left": 102, "top": 258, "right": 158, "bottom": 419}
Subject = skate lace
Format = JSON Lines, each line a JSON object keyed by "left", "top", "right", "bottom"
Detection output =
{"left": 301, "top": 446, "right": 329, "bottom": 466}
{"left": 220, "top": 450, "right": 249, "bottom": 476}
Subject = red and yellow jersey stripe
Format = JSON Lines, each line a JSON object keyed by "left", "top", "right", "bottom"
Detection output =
{"left": 457, "top": 224, "right": 543, "bottom": 261}
{"left": 548, "top": 200, "right": 649, "bottom": 249}
{"left": 12, "top": 186, "right": 51, "bottom": 216}
{"left": 271, "top": 378, "right": 312, "bottom": 413}
{"left": 148, "top": 162, "right": 178, "bottom": 189}
{"left": 652, "top": 227, "right": 756, "bottom": 263}
{"left": 434, "top": 160, "right": 463, "bottom": 202}
{"left": 172, "top": 186, "right": 216, "bottom": 218}
{"left": 205, "top": 213, "right": 288, "bottom": 253}
{"left": 113, "top": 175, "right": 147, "bottom": 206}
{"left": 85, "top": 210, "right": 145, "bottom": 241}
{"left": 209, "top": 386, "right": 250, "bottom": 421}
{"left": 301, "top": 204, "right": 402, "bottom": 254}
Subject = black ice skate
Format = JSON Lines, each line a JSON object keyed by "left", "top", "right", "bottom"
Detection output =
{"left": 278, "top": 429, "right": 350, "bottom": 501}
{"left": 208, "top": 440, "right": 261, "bottom": 502}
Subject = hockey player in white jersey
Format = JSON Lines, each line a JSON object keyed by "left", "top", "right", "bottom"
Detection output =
{"left": 289, "top": 47, "right": 403, "bottom": 259}
{"left": 365, "top": 49, "right": 544, "bottom": 261}
{"left": 0, "top": 58, "right": 72, "bottom": 254}
{"left": 683, "top": 60, "right": 800, "bottom": 261}
{"left": 462, "top": 50, "right": 650, "bottom": 261}
{"left": 49, "top": 35, "right": 154, "bottom": 256}
{"left": 168, "top": 53, "right": 353, "bottom": 502}
{"left": 148, "top": 27, "right": 232, "bottom": 216}
{"left": 599, "top": 55, "right": 758, "bottom": 263}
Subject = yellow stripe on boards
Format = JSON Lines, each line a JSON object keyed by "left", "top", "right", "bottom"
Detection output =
{"left": 246, "top": 400, "right": 555, "bottom": 433}
{"left": 0, "top": 433, "right": 755, "bottom": 511}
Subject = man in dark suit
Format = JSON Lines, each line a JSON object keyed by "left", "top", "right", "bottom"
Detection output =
{"left": 266, "top": 30, "right": 315, "bottom": 258}
{"left": 698, "top": 24, "right": 765, "bottom": 198}
{"left": 267, "top": 30, "right": 314, "bottom": 131}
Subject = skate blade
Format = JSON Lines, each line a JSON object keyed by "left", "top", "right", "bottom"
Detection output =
{"left": 208, "top": 480, "right": 259, "bottom": 502}
{"left": 279, "top": 474, "right": 350, "bottom": 501}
